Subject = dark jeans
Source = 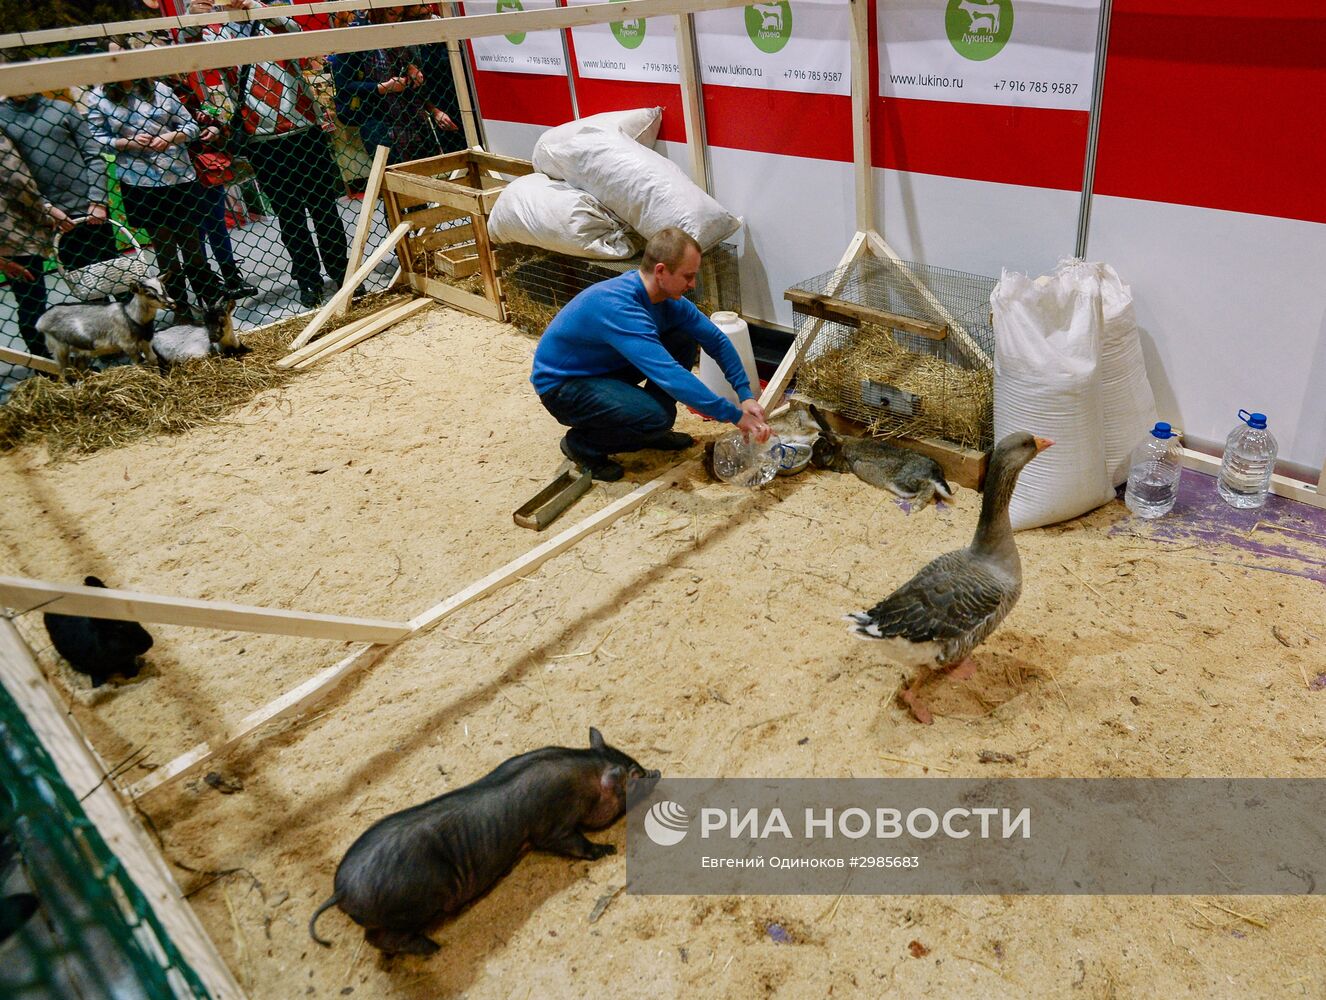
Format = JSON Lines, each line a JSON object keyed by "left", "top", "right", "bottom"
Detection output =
{"left": 10, "top": 223, "right": 118, "bottom": 357}
{"left": 538, "top": 328, "right": 699, "bottom": 460}
{"left": 122, "top": 180, "right": 223, "bottom": 314}
{"left": 198, "top": 183, "right": 244, "bottom": 283}
{"left": 249, "top": 128, "right": 350, "bottom": 293}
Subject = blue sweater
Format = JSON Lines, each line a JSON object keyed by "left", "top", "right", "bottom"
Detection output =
{"left": 531, "top": 272, "right": 752, "bottom": 424}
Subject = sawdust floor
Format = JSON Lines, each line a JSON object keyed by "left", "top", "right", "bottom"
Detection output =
{"left": 1, "top": 304, "right": 1324, "bottom": 999}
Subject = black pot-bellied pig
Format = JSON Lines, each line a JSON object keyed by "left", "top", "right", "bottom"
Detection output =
{"left": 309, "top": 728, "right": 660, "bottom": 957}
{"left": 43, "top": 576, "right": 154, "bottom": 687}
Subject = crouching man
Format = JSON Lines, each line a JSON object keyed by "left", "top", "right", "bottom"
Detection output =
{"left": 531, "top": 228, "right": 772, "bottom": 481}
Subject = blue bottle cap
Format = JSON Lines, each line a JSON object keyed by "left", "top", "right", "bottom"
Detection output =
{"left": 1151, "top": 422, "right": 1174, "bottom": 439}
{"left": 1238, "top": 409, "right": 1268, "bottom": 429}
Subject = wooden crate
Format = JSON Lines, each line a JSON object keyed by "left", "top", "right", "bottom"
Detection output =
{"left": 380, "top": 149, "right": 535, "bottom": 323}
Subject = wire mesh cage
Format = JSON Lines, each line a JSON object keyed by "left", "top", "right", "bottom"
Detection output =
{"left": 788, "top": 255, "right": 997, "bottom": 451}
{"left": 0, "top": 679, "right": 210, "bottom": 999}
{"left": 497, "top": 243, "right": 742, "bottom": 337}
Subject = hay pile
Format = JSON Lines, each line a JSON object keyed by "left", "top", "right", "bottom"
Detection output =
{"left": 0, "top": 291, "right": 411, "bottom": 459}
{"left": 795, "top": 323, "right": 994, "bottom": 450}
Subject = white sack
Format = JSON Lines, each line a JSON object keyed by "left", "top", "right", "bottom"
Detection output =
{"left": 1095, "top": 262, "right": 1158, "bottom": 486}
{"left": 539, "top": 128, "right": 741, "bottom": 251}
{"left": 533, "top": 107, "right": 663, "bottom": 178}
{"left": 991, "top": 266, "right": 1115, "bottom": 531}
{"left": 488, "top": 172, "right": 638, "bottom": 259}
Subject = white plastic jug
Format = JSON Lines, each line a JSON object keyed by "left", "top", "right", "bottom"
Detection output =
{"left": 698, "top": 311, "right": 760, "bottom": 406}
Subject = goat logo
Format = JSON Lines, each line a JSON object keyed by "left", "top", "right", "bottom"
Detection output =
{"left": 945, "top": 0, "right": 1012, "bottom": 61}
{"left": 610, "top": 0, "right": 647, "bottom": 49}
{"left": 496, "top": 0, "right": 526, "bottom": 45}
{"left": 745, "top": 1, "right": 792, "bottom": 54}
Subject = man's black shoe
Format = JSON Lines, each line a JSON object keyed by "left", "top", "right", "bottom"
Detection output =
{"left": 646, "top": 431, "right": 695, "bottom": 451}
{"left": 298, "top": 285, "right": 323, "bottom": 309}
{"left": 224, "top": 280, "right": 259, "bottom": 300}
{"left": 560, "top": 437, "right": 623, "bottom": 482}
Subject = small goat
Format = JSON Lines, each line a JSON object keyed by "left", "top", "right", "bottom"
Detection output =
{"left": 152, "top": 300, "right": 248, "bottom": 369}
{"left": 36, "top": 277, "right": 173, "bottom": 378}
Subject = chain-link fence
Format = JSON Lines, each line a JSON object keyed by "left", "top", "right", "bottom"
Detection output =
{"left": 0, "top": 673, "right": 211, "bottom": 998}
{"left": 0, "top": 3, "right": 470, "bottom": 399}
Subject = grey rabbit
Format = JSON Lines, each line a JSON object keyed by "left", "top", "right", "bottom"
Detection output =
{"left": 807, "top": 404, "right": 955, "bottom": 507}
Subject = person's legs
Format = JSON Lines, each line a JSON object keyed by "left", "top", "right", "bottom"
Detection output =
{"left": 9, "top": 255, "right": 49, "bottom": 357}
{"left": 541, "top": 376, "right": 678, "bottom": 463}
{"left": 250, "top": 136, "right": 323, "bottom": 301}
{"left": 292, "top": 129, "right": 350, "bottom": 285}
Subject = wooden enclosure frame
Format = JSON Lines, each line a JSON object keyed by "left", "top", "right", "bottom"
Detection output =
{"left": 381, "top": 148, "right": 536, "bottom": 324}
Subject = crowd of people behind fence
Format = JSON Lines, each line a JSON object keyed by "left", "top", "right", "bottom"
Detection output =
{"left": 0, "top": 1, "right": 465, "bottom": 365}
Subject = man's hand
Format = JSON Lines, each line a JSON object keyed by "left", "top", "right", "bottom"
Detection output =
{"left": 146, "top": 134, "right": 172, "bottom": 152}
{"left": 200, "top": 125, "right": 222, "bottom": 143}
{"left": 0, "top": 258, "right": 35, "bottom": 282}
{"left": 48, "top": 205, "right": 76, "bottom": 233}
{"left": 377, "top": 76, "right": 408, "bottom": 95}
{"left": 87, "top": 203, "right": 108, "bottom": 224}
{"left": 736, "top": 398, "right": 772, "bottom": 443}
{"left": 430, "top": 108, "right": 458, "bottom": 131}
{"left": 406, "top": 64, "right": 425, "bottom": 88}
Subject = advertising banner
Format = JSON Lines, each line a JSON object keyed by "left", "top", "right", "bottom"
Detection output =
{"left": 464, "top": 0, "right": 567, "bottom": 76}
{"left": 878, "top": 0, "right": 1101, "bottom": 111}
{"left": 568, "top": 0, "right": 681, "bottom": 84}
{"left": 694, "top": 0, "right": 851, "bottom": 97}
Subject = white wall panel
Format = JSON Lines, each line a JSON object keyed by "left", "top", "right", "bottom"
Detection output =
{"left": 707, "top": 148, "right": 856, "bottom": 328}
{"left": 875, "top": 169, "right": 1081, "bottom": 279}
{"left": 480, "top": 119, "right": 545, "bottom": 160}
{"left": 1087, "top": 197, "right": 1326, "bottom": 474}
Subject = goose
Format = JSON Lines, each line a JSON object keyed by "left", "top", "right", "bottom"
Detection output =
{"left": 846, "top": 432, "right": 1053, "bottom": 723}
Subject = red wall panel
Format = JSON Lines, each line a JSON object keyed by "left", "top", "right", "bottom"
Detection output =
{"left": 1093, "top": 2, "right": 1326, "bottom": 224}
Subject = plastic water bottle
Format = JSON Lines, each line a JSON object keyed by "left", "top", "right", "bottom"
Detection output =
{"left": 712, "top": 430, "right": 784, "bottom": 488}
{"left": 1218, "top": 409, "right": 1277, "bottom": 509}
{"left": 1124, "top": 421, "right": 1183, "bottom": 518}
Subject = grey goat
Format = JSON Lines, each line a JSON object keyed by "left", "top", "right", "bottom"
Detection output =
{"left": 152, "top": 300, "right": 248, "bottom": 369}
{"left": 36, "top": 277, "right": 173, "bottom": 378}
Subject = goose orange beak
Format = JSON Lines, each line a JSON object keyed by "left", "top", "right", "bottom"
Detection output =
{"left": 1033, "top": 436, "right": 1054, "bottom": 453}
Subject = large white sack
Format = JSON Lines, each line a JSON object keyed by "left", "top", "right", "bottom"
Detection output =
{"left": 540, "top": 128, "right": 741, "bottom": 251}
{"left": 488, "top": 172, "right": 638, "bottom": 259}
{"left": 991, "top": 266, "right": 1115, "bottom": 531}
{"left": 1095, "top": 262, "right": 1158, "bottom": 486}
{"left": 532, "top": 107, "right": 663, "bottom": 178}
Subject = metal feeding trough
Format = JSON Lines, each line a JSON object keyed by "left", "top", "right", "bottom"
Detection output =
{"left": 512, "top": 461, "right": 593, "bottom": 531}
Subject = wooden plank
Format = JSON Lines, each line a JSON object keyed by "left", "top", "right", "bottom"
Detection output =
{"left": 418, "top": 222, "right": 476, "bottom": 251}
{"left": 276, "top": 309, "right": 380, "bottom": 369}
{"left": 865, "top": 230, "right": 992, "bottom": 372}
{"left": 277, "top": 298, "right": 425, "bottom": 370}
{"left": 383, "top": 172, "right": 485, "bottom": 215}
{"left": 784, "top": 288, "right": 948, "bottom": 341}
{"left": 293, "top": 299, "right": 434, "bottom": 371}
{"left": 337, "top": 144, "right": 391, "bottom": 318}
{"left": 479, "top": 186, "right": 509, "bottom": 214}
{"left": 395, "top": 204, "right": 469, "bottom": 231}
{"left": 128, "top": 643, "right": 388, "bottom": 802}
{"left": 409, "top": 459, "right": 699, "bottom": 633}
{"left": 0, "top": 0, "right": 756, "bottom": 96}
{"left": 466, "top": 156, "right": 504, "bottom": 310}
{"left": 288, "top": 221, "right": 411, "bottom": 351}
{"left": 0, "top": 345, "right": 61, "bottom": 376}
{"left": 850, "top": 0, "right": 874, "bottom": 232}
{"left": 443, "top": 3, "right": 482, "bottom": 148}
{"left": 759, "top": 231, "right": 869, "bottom": 410}
{"left": 0, "top": 576, "right": 411, "bottom": 644}
{"left": 674, "top": 12, "right": 709, "bottom": 190}
{"left": 0, "top": 620, "right": 247, "bottom": 998}
{"left": 409, "top": 273, "right": 505, "bottom": 322}
{"left": 1180, "top": 448, "right": 1326, "bottom": 511}
{"left": 385, "top": 150, "right": 474, "bottom": 177}
{"left": 1318, "top": 457, "right": 1326, "bottom": 496}
{"left": 471, "top": 151, "right": 536, "bottom": 177}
